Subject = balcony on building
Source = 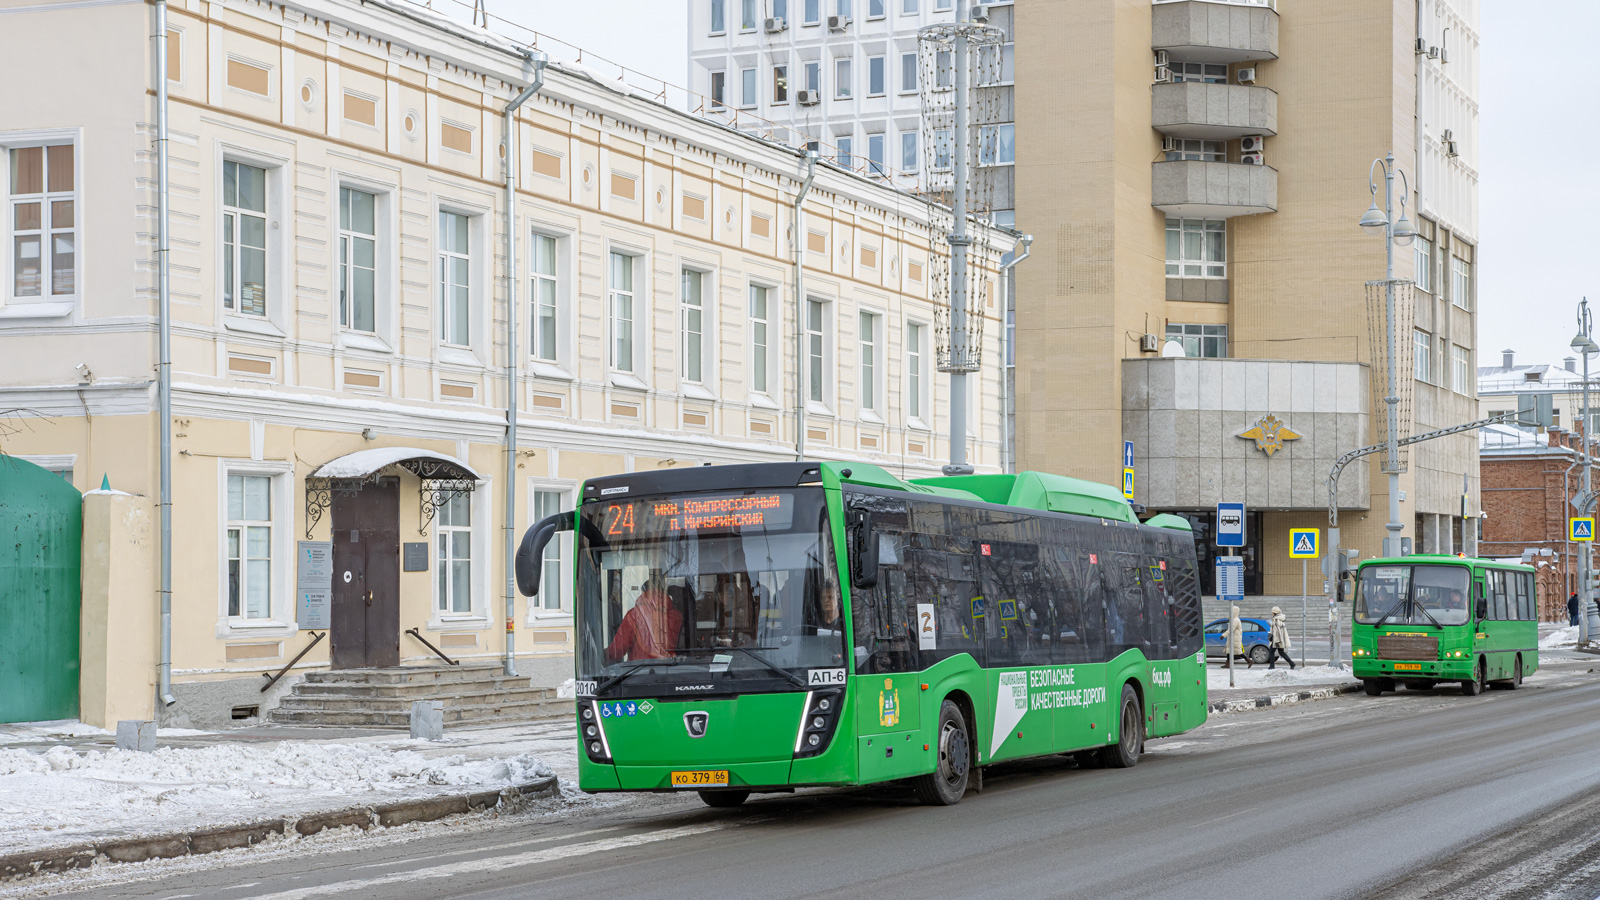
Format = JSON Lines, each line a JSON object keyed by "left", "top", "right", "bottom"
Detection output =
{"left": 1152, "top": 0, "right": 1279, "bottom": 65}
{"left": 1152, "top": 159, "right": 1277, "bottom": 217}
{"left": 1152, "top": 81, "right": 1276, "bottom": 141}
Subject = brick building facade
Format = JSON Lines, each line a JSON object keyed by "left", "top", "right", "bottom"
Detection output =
{"left": 1479, "top": 424, "right": 1590, "bottom": 621}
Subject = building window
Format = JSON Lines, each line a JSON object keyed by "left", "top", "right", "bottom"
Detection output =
{"left": 773, "top": 0, "right": 787, "bottom": 19}
{"left": 807, "top": 299, "right": 826, "bottom": 403}
{"left": 750, "top": 284, "right": 770, "bottom": 394}
{"left": 867, "top": 134, "right": 886, "bottom": 176}
{"left": 435, "top": 493, "right": 472, "bottom": 614}
{"left": 835, "top": 57, "right": 852, "bottom": 98}
{"left": 933, "top": 128, "right": 953, "bottom": 170}
{"left": 222, "top": 159, "right": 267, "bottom": 316}
{"left": 1165, "top": 139, "right": 1224, "bottom": 162}
{"left": 907, "top": 321, "right": 924, "bottom": 420}
{"left": 805, "top": 61, "right": 821, "bottom": 93}
{"left": 710, "top": 71, "right": 726, "bottom": 108}
{"left": 530, "top": 233, "right": 557, "bottom": 361}
{"left": 936, "top": 0, "right": 950, "bottom": 9}
{"left": 1414, "top": 329, "right": 1432, "bottom": 383}
{"left": 338, "top": 187, "right": 376, "bottom": 333}
{"left": 710, "top": 0, "right": 726, "bottom": 33}
{"left": 935, "top": 50, "right": 952, "bottom": 89}
{"left": 681, "top": 269, "right": 705, "bottom": 383}
{"left": 1452, "top": 344, "right": 1469, "bottom": 394}
{"left": 741, "top": 0, "right": 757, "bottom": 28}
{"left": 1165, "top": 323, "right": 1227, "bottom": 358}
{"left": 609, "top": 251, "right": 636, "bottom": 373}
{"left": 859, "top": 311, "right": 879, "bottom": 412}
{"left": 868, "top": 55, "right": 886, "bottom": 96}
{"left": 804, "top": 0, "right": 819, "bottom": 24}
{"left": 1415, "top": 236, "right": 1434, "bottom": 293}
{"left": 901, "top": 0, "right": 916, "bottom": 11}
{"left": 1171, "top": 62, "right": 1227, "bottom": 83}
{"left": 1166, "top": 218, "right": 1225, "bottom": 278}
{"left": 773, "top": 65, "right": 789, "bottom": 103}
{"left": 438, "top": 211, "right": 470, "bottom": 346}
{"left": 837, "top": 0, "right": 850, "bottom": 14}
{"left": 226, "top": 473, "right": 272, "bottom": 619}
{"left": 900, "top": 52, "right": 918, "bottom": 93}
{"left": 900, "top": 131, "right": 918, "bottom": 172}
{"left": 533, "top": 489, "right": 565, "bottom": 611}
{"left": 868, "top": 0, "right": 884, "bottom": 16}
{"left": 837, "top": 136, "right": 854, "bottom": 170}
{"left": 1452, "top": 256, "right": 1470, "bottom": 310}
{"left": 978, "top": 123, "right": 1015, "bottom": 166}
{"left": 977, "top": 44, "right": 1014, "bottom": 84}
{"left": 740, "top": 67, "right": 758, "bottom": 107}
{"left": 8, "top": 143, "right": 76, "bottom": 302}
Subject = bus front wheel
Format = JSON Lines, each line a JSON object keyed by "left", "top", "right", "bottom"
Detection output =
{"left": 698, "top": 790, "right": 750, "bottom": 808}
{"left": 1097, "top": 684, "right": 1143, "bottom": 769}
{"left": 913, "top": 699, "right": 971, "bottom": 806}
{"left": 1461, "top": 660, "right": 1485, "bottom": 696}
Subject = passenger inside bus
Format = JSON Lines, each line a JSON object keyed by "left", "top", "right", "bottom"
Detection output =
{"left": 605, "top": 573, "right": 683, "bottom": 662}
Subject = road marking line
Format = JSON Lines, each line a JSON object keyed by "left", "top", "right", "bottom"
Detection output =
{"left": 346, "top": 826, "right": 624, "bottom": 870}
{"left": 1188, "top": 806, "right": 1257, "bottom": 828}
{"left": 240, "top": 824, "right": 724, "bottom": 899}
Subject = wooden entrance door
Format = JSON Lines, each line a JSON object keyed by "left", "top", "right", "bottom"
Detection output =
{"left": 330, "top": 478, "right": 400, "bottom": 668}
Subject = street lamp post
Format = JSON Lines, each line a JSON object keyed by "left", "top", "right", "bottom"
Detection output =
{"left": 1359, "top": 152, "right": 1418, "bottom": 559}
{"left": 1571, "top": 299, "right": 1598, "bottom": 644}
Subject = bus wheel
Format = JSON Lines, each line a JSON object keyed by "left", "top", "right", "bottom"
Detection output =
{"left": 1510, "top": 656, "right": 1523, "bottom": 690}
{"left": 1461, "top": 660, "right": 1484, "bottom": 697}
{"left": 1363, "top": 679, "right": 1384, "bottom": 697}
{"left": 698, "top": 790, "right": 750, "bottom": 808}
{"left": 913, "top": 699, "right": 971, "bottom": 806}
{"left": 1097, "top": 684, "right": 1143, "bottom": 769}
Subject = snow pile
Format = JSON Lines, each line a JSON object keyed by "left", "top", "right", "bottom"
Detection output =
{"left": 1541, "top": 626, "right": 1579, "bottom": 649}
{"left": 555, "top": 677, "right": 577, "bottom": 699}
{"left": 1208, "top": 664, "right": 1355, "bottom": 692}
{"left": 0, "top": 739, "right": 551, "bottom": 854}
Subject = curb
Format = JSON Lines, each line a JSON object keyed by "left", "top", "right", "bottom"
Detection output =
{"left": 1208, "top": 682, "right": 1363, "bottom": 714}
{"left": 0, "top": 775, "right": 559, "bottom": 882}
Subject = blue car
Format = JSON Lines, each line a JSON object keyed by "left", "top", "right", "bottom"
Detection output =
{"left": 1204, "top": 617, "right": 1272, "bottom": 665}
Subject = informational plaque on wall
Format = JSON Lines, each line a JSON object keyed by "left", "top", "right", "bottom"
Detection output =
{"left": 403, "top": 542, "right": 429, "bottom": 572}
{"left": 296, "top": 541, "right": 333, "bottom": 629}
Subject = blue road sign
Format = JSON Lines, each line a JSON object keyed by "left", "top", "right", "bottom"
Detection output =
{"left": 1216, "top": 557, "right": 1245, "bottom": 602}
{"left": 1123, "top": 440, "right": 1135, "bottom": 470}
{"left": 1572, "top": 517, "right": 1595, "bottom": 542}
{"left": 1216, "top": 502, "right": 1246, "bottom": 547}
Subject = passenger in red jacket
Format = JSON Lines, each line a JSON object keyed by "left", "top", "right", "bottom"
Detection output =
{"left": 606, "top": 575, "right": 683, "bottom": 663}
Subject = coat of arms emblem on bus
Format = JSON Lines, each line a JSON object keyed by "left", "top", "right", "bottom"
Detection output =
{"left": 878, "top": 679, "right": 900, "bottom": 727}
{"left": 1237, "top": 414, "right": 1302, "bottom": 457}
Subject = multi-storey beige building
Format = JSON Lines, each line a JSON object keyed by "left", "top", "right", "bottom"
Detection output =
{"left": 0, "top": 0, "right": 1010, "bottom": 725}
{"left": 1014, "top": 0, "right": 1479, "bottom": 594}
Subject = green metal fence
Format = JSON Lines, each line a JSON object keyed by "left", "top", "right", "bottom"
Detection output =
{"left": 0, "top": 456, "right": 82, "bottom": 723}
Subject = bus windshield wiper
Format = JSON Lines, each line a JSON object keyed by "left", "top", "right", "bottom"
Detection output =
{"left": 725, "top": 646, "right": 809, "bottom": 689}
{"left": 594, "top": 657, "right": 685, "bottom": 695}
{"left": 1372, "top": 597, "right": 1409, "bottom": 628}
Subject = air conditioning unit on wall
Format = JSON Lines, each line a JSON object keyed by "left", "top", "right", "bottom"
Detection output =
{"left": 1240, "top": 134, "right": 1265, "bottom": 153}
{"left": 1236, "top": 67, "right": 1256, "bottom": 84}
{"left": 1241, "top": 151, "right": 1265, "bottom": 166}
{"left": 827, "top": 14, "right": 850, "bottom": 30}
{"left": 797, "top": 90, "right": 820, "bottom": 106}
{"left": 764, "top": 16, "right": 786, "bottom": 32}
{"left": 1140, "top": 333, "right": 1160, "bottom": 353}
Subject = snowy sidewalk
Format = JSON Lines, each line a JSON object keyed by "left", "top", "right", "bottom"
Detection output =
{"left": 0, "top": 719, "right": 579, "bottom": 860}
{"left": 1205, "top": 664, "right": 1361, "bottom": 713}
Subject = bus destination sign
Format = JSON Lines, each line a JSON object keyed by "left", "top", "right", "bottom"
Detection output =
{"left": 603, "top": 492, "right": 796, "bottom": 537}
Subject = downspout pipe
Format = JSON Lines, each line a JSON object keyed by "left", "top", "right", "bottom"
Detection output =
{"left": 501, "top": 49, "right": 547, "bottom": 678}
{"left": 792, "top": 150, "right": 817, "bottom": 461}
{"left": 997, "top": 233, "right": 1031, "bottom": 474}
{"left": 156, "top": 0, "right": 176, "bottom": 708}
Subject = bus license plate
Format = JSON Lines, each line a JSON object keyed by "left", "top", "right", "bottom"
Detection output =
{"left": 1394, "top": 663, "right": 1422, "bottom": 671}
{"left": 670, "top": 770, "right": 728, "bottom": 787}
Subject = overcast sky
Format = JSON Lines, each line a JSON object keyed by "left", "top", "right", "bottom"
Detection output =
{"left": 487, "top": 1, "right": 1574, "bottom": 371}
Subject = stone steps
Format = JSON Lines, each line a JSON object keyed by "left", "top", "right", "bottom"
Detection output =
{"left": 269, "top": 698, "right": 572, "bottom": 728}
{"left": 268, "top": 663, "right": 571, "bottom": 728}
{"left": 275, "top": 687, "right": 555, "bottom": 712}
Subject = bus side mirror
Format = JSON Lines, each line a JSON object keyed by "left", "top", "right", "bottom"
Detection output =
{"left": 515, "top": 511, "right": 572, "bottom": 597}
{"left": 850, "top": 510, "right": 879, "bottom": 590}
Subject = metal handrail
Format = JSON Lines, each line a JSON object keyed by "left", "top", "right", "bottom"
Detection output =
{"left": 406, "top": 628, "right": 459, "bottom": 666}
{"left": 260, "top": 631, "right": 325, "bottom": 693}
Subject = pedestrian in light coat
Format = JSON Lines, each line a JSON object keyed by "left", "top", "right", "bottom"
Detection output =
{"left": 1569, "top": 592, "right": 1581, "bottom": 627}
{"left": 1226, "top": 605, "right": 1248, "bottom": 668}
{"left": 1267, "top": 605, "right": 1296, "bottom": 670}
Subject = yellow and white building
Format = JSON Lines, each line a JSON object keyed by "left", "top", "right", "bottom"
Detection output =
{"left": 0, "top": 0, "right": 1011, "bottom": 725}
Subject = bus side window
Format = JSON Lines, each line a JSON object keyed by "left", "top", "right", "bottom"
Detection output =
{"left": 1517, "top": 572, "right": 1533, "bottom": 621}
{"left": 1076, "top": 549, "right": 1110, "bottom": 664}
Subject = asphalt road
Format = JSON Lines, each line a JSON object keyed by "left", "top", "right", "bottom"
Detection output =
{"left": 25, "top": 657, "right": 1600, "bottom": 900}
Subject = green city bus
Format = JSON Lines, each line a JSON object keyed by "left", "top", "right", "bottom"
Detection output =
{"left": 515, "top": 461, "right": 1208, "bottom": 807}
{"left": 1351, "top": 555, "right": 1539, "bottom": 697}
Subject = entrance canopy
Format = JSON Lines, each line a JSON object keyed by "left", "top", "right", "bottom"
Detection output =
{"left": 306, "top": 448, "right": 484, "bottom": 539}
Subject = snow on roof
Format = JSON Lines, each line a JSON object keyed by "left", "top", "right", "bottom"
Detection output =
{"left": 1477, "top": 361, "right": 1585, "bottom": 395}
{"left": 1479, "top": 423, "right": 1557, "bottom": 454}
{"left": 310, "top": 448, "right": 484, "bottom": 480}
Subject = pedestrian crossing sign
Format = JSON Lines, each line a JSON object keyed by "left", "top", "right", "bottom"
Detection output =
{"left": 1572, "top": 517, "right": 1595, "bottom": 542}
{"left": 1289, "top": 528, "right": 1319, "bottom": 559}
{"left": 1123, "top": 468, "right": 1135, "bottom": 500}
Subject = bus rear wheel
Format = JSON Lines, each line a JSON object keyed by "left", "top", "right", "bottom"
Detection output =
{"left": 698, "top": 790, "right": 750, "bottom": 808}
{"left": 1097, "top": 684, "right": 1143, "bottom": 769}
{"left": 1461, "top": 660, "right": 1485, "bottom": 696}
{"left": 913, "top": 699, "right": 971, "bottom": 806}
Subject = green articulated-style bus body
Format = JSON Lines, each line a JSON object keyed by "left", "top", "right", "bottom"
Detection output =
{"left": 1350, "top": 555, "right": 1539, "bottom": 694}
{"left": 543, "top": 461, "right": 1209, "bottom": 804}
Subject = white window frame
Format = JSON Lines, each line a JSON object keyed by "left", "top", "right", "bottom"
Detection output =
{"left": 1171, "top": 62, "right": 1227, "bottom": 84}
{"left": 1165, "top": 218, "right": 1226, "bottom": 279}
{"left": 215, "top": 460, "right": 294, "bottom": 637}
{"left": 1164, "top": 139, "right": 1224, "bottom": 162}
{"left": 748, "top": 281, "right": 778, "bottom": 403}
{"left": 805, "top": 61, "right": 821, "bottom": 94}
{"left": 867, "top": 133, "right": 886, "bottom": 177}
{"left": 740, "top": 67, "right": 758, "bottom": 108}
{"left": 680, "top": 265, "right": 716, "bottom": 392}
{"left": 1165, "top": 323, "right": 1228, "bottom": 358}
{"left": 438, "top": 209, "right": 472, "bottom": 348}
{"left": 334, "top": 181, "right": 392, "bottom": 346}
{"left": 804, "top": 0, "right": 820, "bottom": 25}
{"left": 741, "top": 0, "right": 757, "bottom": 29}
{"left": 527, "top": 482, "right": 576, "bottom": 620}
{"left": 835, "top": 56, "right": 852, "bottom": 99}
{"left": 867, "top": 55, "right": 886, "bottom": 97}
{"left": 901, "top": 0, "right": 916, "bottom": 13}
{"left": 710, "top": 70, "right": 727, "bottom": 108}
{"left": 837, "top": 135, "right": 854, "bottom": 171}
{"left": 1452, "top": 343, "right": 1470, "bottom": 393}
{"left": 1414, "top": 328, "right": 1432, "bottom": 383}
{"left": 1451, "top": 255, "right": 1471, "bottom": 311}
{"left": 900, "top": 131, "right": 919, "bottom": 173}
{"left": 900, "top": 52, "right": 918, "bottom": 94}
{"left": 906, "top": 320, "right": 929, "bottom": 428}
{"left": 932, "top": 128, "right": 953, "bottom": 171}
{"left": 607, "top": 248, "right": 648, "bottom": 388}
{"left": 858, "top": 309, "right": 883, "bottom": 420}
{"left": 867, "top": 0, "right": 885, "bottom": 18}
{"left": 806, "top": 297, "right": 834, "bottom": 413}
{"left": 434, "top": 492, "right": 474, "bottom": 616}
{"left": 3, "top": 132, "right": 79, "bottom": 318}
{"left": 978, "top": 123, "right": 1015, "bottom": 166}
{"left": 710, "top": 0, "right": 727, "bottom": 34}
{"left": 527, "top": 229, "right": 575, "bottom": 378}
{"left": 773, "top": 64, "right": 790, "bottom": 104}
{"left": 215, "top": 145, "right": 289, "bottom": 337}
{"left": 1415, "top": 235, "right": 1434, "bottom": 293}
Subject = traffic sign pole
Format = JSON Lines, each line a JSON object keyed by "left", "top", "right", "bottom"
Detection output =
{"left": 1301, "top": 559, "right": 1307, "bottom": 666}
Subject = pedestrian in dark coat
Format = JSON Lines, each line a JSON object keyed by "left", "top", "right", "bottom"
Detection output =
{"left": 1569, "top": 592, "right": 1581, "bottom": 627}
{"left": 1267, "top": 606, "right": 1296, "bottom": 670}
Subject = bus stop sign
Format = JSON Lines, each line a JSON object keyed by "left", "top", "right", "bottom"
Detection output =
{"left": 1216, "top": 502, "right": 1245, "bottom": 547}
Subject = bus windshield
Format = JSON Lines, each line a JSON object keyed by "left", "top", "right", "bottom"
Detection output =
{"left": 574, "top": 487, "right": 844, "bottom": 696}
{"left": 1354, "top": 564, "right": 1472, "bottom": 627}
